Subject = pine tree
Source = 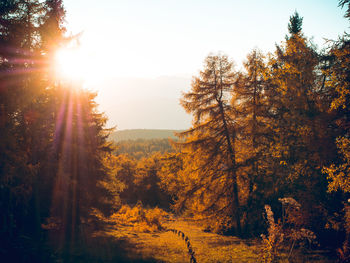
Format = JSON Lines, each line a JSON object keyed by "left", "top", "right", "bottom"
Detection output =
{"left": 0, "top": 0, "right": 48, "bottom": 239}
{"left": 48, "top": 87, "right": 118, "bottom": 250}
{"left": 288, "top": 11, "right": 303, "bottom": 36}
{"left": 0, "top": 1, "right": 121, "bottom": 259}
{"left": 339, "top": 0, "right": 350, "bottom": 20}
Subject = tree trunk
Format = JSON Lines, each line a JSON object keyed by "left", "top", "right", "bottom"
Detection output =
{"left": 218, "top": 102, "right": 242, "bottom": 236}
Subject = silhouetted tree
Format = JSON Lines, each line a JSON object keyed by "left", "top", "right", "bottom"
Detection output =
{"left": 0, "top": 1, "right": 120, "bottom": 260}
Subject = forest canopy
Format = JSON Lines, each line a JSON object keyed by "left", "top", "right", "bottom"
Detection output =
{"left": 1, "top": 0, "right": 350, "bottom": 262}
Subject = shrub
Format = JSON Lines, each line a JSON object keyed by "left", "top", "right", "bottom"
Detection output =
{"left": 110, "top": 203, "right": 167, "bottom": 232}
{"left": 261, "top": 198, "right": 317, "bottom": 262}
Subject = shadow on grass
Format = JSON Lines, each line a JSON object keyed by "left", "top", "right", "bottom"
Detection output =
{"left": 54, "top": 234, "right": 162, "bottom": 263}
{"left": 1, "top": 230, "right": 161, "bottom": 263}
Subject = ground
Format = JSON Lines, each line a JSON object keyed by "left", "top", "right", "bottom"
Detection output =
{"left": 89, "top": 214, "right": 336, "bottom": 263}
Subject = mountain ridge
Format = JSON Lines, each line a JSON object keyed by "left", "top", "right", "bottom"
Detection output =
{"left": 109, "top": 129, "right": 183, "bottom": 142}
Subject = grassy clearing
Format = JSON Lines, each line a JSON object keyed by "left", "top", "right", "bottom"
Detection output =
{"left": 96, "top": 208, "right": 335, "bottom": 263}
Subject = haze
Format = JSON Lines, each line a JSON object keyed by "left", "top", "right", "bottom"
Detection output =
{"left": 63, "top": 0, "right": 349, "bottom": 130}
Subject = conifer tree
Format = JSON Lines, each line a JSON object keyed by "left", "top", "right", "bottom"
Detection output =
{"left": 177, "top": 54, "right": 242, "bottom": 235}
{"left": 288, "top": 11, "right": 303, "bottom": 35}
{"left": 48, "top": 87, "right": 118, "bottom": 250}
{"left": 323, "top": 1, "right": 350, "bottom": 193}
{"left": 268, "top": 12, "right": 319, "bottom": 180}
{"left": 266, "top": 12, "right": 336, "bottom": 233}
{"left": 0, "top": 0, "right": 48, "bottom": 239}
{"left": 233, "top": 49, "right": 272, "bottom": 233}
{"left": 0, "top": 1, "right": 121, "bottom": 259}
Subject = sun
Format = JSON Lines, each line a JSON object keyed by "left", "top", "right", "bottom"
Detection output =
{"left": 54, "top": 47, "right": 89, "bottom": 82}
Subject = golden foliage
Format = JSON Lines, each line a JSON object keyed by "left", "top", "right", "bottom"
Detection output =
{"left": 324, "top": 137, "right": 350, "bottom": 193}
{"left": 110, "top": 203, "right": 167, "bottom": 232}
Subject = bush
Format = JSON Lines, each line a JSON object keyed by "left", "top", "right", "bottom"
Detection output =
{"left": 110, "top": 203, "right": 168, "bottom": 232}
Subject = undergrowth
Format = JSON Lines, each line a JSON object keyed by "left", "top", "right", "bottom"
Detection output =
{"left": 110, "top": 203, "right": 167, "bottom": 232}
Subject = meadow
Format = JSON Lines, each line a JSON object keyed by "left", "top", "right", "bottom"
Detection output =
{"left": 84, "top": 207, "right": 336, "bottom": 263}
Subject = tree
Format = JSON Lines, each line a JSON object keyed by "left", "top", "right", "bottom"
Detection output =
{"left": 339, "top": 0, "right": 350, "bottom": 20}
{"left": 48, "top": 87, "right": 118, "bottom": 250}
{"left": 265, "top": 12, "right": 338, "bottom": 236}
{"left": 323, "top": 0, "right": 350, "bottom": 193}
{"left": 177, "top": 54, "right": 242, "bottom": 235}
{"left": 233, "top": 49, "right": 272, "bottom": 234}
{"left": 134, "top": 153, "right": 170, "bottom": 208}
{"left": 0, "top": 1, "right": 120, "bottom": 260}
{"left": 288, "top": 11, "right": 303, "bottom": 36}
{"left": 268, "top": 11, "right": 320, "bottom": 181}
{"left": 0, "top": 0, "right": 49, "bottom": 241}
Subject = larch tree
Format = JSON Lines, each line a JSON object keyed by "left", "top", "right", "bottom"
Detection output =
{"left": 323, "top": 0, "right": 350, "bottom": 193}
{"left": 266, "top": 12, "right": 337, "bottom": 233}
{"left": 233, "top": 49, "right": 272, "bottom": 234}
{"left": 267, "top": 11, "right": 319, "bottom": 182}
{"left": 177, "top": 54, "right": 242, "bottom": 235}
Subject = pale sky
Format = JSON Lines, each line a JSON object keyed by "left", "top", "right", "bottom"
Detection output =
{"left": 62, "top": 0, "right": 349, "bottom": 130}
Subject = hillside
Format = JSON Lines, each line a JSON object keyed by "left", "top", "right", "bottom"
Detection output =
{"left": 109, "top": 129, "right": 182, "bottom": 142}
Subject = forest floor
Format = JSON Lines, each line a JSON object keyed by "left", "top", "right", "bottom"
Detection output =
{"left": 89, "top": 215, "right": 336, "bottom": 263}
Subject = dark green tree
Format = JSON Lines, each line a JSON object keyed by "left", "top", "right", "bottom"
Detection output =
{"left": 288, "top": 11, "right": 303, "bottom": 35}
{"left": 48, "top": 88, "right": 118, "bottom": 251}
{"left": 339, "top": 0, "right": 350, "bottom": 20}
{"left": 0, "top": 0, "right": 48, "bottom": 241}
{"left": 0, "top": 1, "right": 120, "bottom": 260}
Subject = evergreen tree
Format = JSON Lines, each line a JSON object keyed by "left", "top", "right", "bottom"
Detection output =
{"left": 0, "top": 0, "right": 48, "bottom": 241}
{"left": 0, "top": 1, "right": 120, "bottom": 260}
{"left": 288, "top": 11, "right": 303, "bottom": 36}
{"left": 48, "top": 87, "right": 118, "bottom": 250}
{"left": 339, "top": 0, "right": 350, "bottom": 20}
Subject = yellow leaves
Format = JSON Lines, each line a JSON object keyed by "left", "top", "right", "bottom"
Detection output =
{"left": 280, "top": 161, "right": 287, "bottom": 166}
{"left": 324, "top": 137, "right": 350, "bottom": 193}
{"left": 270, "top": 143, "right": 289, "bottom": 159}
{"left": 326, "top": 40, "right": 350, "bottom": 111}
{"left": 297, "top": 125, "right": 311, "bottom": 135}
{"left": 330, "top": 86, "right": 350, "bottom": 110}
{"left": 325, "top": 166, "right": 350, "bottom": 193}
{"left": 110, "top": 204, "right": 167, "bottom": 232}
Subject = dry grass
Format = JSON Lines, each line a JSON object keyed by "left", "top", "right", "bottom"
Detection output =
{"left": 95, "top": 211, "right": 336, "bottom": 263}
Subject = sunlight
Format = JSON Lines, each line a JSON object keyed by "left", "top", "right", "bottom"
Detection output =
{"left": 54, "top": 47, "right": 89, "bottom": 82}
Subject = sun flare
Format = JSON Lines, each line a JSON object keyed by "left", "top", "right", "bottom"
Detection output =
{"left": 54, "top": 47, "right": 89, "bottom": 82}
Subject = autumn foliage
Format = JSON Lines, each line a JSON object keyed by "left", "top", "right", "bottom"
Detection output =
{"left": 1, "top": 0, "right": 350, "bottom": 262}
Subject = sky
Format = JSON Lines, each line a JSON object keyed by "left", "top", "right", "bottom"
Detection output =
{"left": 62, "top": 0, "right": 349, "bottom": 130}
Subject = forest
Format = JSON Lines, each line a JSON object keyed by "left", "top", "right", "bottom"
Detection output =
{"left": 110, "top": 129, "right": 180, "bottom": 142}
{"left": 1, "top": 0, "right": 350, "bottom": 262}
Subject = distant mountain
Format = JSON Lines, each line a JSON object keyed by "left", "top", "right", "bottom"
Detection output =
{"left": 109, "top": 129, "right": 183, "bottom": 142}
{"left": 95, "top": 76, "right": 192, "bottom": 130}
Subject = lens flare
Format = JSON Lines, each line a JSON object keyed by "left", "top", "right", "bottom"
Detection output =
{"left": 54, "top": 48, "right": 88, "bottom": 82}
